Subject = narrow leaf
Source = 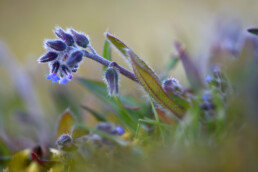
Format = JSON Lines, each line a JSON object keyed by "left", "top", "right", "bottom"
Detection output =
{"left": 106, "top": 33, "right": 187, "bottom": 119}
{"left": 106, "top": 32, "right": 130, "bottom": 60}
{"left": 71, "top": 125, "right": 90, "bottom": 139}
{"left": 174, "top": 42, "right": 204, "bottom": 91}
{"left": 127, "top": 50, "right": 185, "bottom": 119}
{"left": 81, "top": 104, "right": 106, "bottom": 122}
{"left": 103, "top": 39, "right": 112, "bottom": 70}
{"left": 56, "top": 110, "right": 76, "bottom": 138}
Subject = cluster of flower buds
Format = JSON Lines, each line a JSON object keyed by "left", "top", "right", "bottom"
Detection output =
{"left": 38, "top": 27, "right": 89, "bottom": 84}
{"left": 104, "top": 62, "right": 120, "bottom": 96}
{"left": 84, "top": 122, "right": 124, "bottom": 147}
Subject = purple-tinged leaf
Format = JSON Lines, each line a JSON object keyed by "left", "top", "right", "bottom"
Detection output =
{"left": 174, "top": 42, "right": 204, "bottom": 91}
{"left": 127, "top": 50, "right": 186, "bottom": 119}
{"left": 106, "top": 33, "right": 188, "bottom": 119}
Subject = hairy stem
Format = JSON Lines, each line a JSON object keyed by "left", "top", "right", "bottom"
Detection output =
{"left": 82, "top": 50, "right": 138, "bottom": 82}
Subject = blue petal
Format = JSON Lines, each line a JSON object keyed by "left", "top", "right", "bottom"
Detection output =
{"left": 116, "top": 126, "right": 125, "bottom": 135}
{"left": 205, "top": 75, "right": 212, "bottom": 83}
{"left": 45, "top": 73, "right": 55, "bottom": 80}
{"left": 67, "top": 74, "right": 73, "bottom": 79}
{"left": 45, "top": 74, "right": 53, "bottom": 80}
{"left": 59, "top": 78, "right": 68, "bottom": 84}
{"left": 52, "top": 75, "right": 60, "bottom": 83}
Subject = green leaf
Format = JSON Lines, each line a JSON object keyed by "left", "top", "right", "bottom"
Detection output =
{"left": 71, "top": 125, "right": 90, "bottom": 139}
{"left": 81, "top": 105, "right": 106, "bottom": 122}
{"left": 102, "top": 39, "right": 112, "bottom": 70}
{"left": 106, "top": 33, "right": 187, "bottom": 119}
{"left": 247, "top": 27, "right": 258, "bottom": 35}
{"left": 76, "top": 78, "right": 138, "bottom": 131}
{"left": 128, "top": 50, "right": 185, "bottom": 119}
{"left": 106, "top": 32, "right": 130, "bottom": 60}
{"left": 56, "top": 110, "right": 76, "bottom": 138}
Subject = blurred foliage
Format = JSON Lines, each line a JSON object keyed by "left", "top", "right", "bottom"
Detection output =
{"left": 1, "top": 0, "right": 258, "bottom": 171}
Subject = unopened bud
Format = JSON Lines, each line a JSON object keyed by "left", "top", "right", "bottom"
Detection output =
{"left": 70, "top": 29, "right": 89, "bottom": 48}
{"left": 104, "top": 63, "right": 119, "bottom": 96}
{"left": 45, "top": 40, "right": 66, "bottom": 51}
{"left": 66, "top": 51, "right": 83, "bottom": 67}
{"left": 96, "top": 122, "right": 114, "bottom": 133}
{"left": 61, "top": 65, "right": 71, "bottom": 75}
{"left": 55, "top": 27, "right": 74, "bottom": 46}
{"left": 51, "top": 61, "right": 60, "bottom": 73}
{"left": 162, "top": 78, "right": 183, "bottom": 96}
{"left": 56, "top": 134, "right": 72, "bottom": 146}
{"left": 38, "top": 51, "right": 58, "bottom": 63}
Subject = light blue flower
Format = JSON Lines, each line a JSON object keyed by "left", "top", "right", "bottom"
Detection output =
{"left": 116, "top": 126, "right": 125, "bottom": 135}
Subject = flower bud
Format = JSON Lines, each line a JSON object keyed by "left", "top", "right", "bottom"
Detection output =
{"left": 38, "top": 51, "right": 58, "bottom": 63}
{"left": 96, "top": 122, "right": 114, "bottom": 133}
{"left": 51, "top": 61, "right": 60, "bottom": 74}
{"left": 71, "top": 65, "right": 78, "bottom": 73}
{"left": 104, "top": 64, "right": 119, "bottom": 96}
{"left": 61, "top": 65, "right": 70, "bottom": 75}
{"left": 200, "top": 91, "right": 215, "bottom": 111}
{"left": 66, "top": 51, "right": 83, "bottom": 67}
{"left": 55, "top": 27, "right": 74, "bottom": 46}
{"left": 70, "top": 29, "right": 89, "bottom": 48}
{"left": 116, "top": 126, "right": 125, "bottom": 135}
{"left": 162, "top": 78, "right": 183, "bottom": 96}
{"left": 56, "top": 134, "right": 78, "bottom": 151}
{"left": 45, "top": 40, "right": 66, "bottom": 51}
{"left": 56, "top": 134, "right": 73, "bottom": 146}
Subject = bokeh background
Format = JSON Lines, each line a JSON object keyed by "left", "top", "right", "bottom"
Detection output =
{"left": 0, "top": 0, "right": 258, "bottom": 147}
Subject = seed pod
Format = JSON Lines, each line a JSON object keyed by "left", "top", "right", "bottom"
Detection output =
{"left": 66, "top": 51, "right": 83, "bottom": 67}
{"left": 38, "top": 51, "right": 58, "bottom": 63}
{"left": 46, "top": 40, "right": 66, "bottom": 51}
{"left": 70, "top": 29, "right": 89, "bottom": 48}
{"left": 55, "top": 27, "right": 74, "bottom": 46}
{"left": 104, "top": 64, "right": 119, "bottom": 96}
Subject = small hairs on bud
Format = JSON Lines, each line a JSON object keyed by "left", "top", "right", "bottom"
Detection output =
{"left": 38, "top": 51, "right": 58, "bottom": 63}
{"left": 55, "top": 27, "right": 74, "bottom": 46}
{"left": 70, "top": 29, "right": 89, "bottom": 48}
{"left": 66, "top": 51, "right": 83, "bottom": 67}
{"left": 45, "top": 40, "right": 66, "bottom": 51}
{"left": 104, "top": 63, "right": 119, "bottom": 96}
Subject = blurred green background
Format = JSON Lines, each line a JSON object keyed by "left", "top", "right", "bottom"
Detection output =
{"left": 0, "top": 0, "right": 258, "bottom": 143}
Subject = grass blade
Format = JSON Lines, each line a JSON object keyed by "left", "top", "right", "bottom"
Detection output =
{"left": 81, "top": 105, "right": 106, "bottom": 122}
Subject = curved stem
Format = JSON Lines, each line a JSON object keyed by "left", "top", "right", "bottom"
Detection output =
{"left": 82, "top": 50, "right": 138, "bottom": 83}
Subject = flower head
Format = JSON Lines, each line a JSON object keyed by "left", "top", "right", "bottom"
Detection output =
{"left": 38, "top": 27, "right": 89, "bottom": 85}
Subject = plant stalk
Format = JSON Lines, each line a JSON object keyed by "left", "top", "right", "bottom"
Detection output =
{"left": 82, "top": 50, "right": 138, "bottom": 83}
